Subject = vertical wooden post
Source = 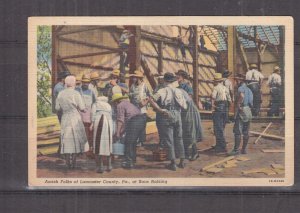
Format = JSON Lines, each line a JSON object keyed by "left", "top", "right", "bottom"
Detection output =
{"left": 192, "top": 25, "right": 199, "bottom": 106}
{"left": 51, "top": 26, "right": 59, "bottom": 112}
{"left": 227, "top": 26, "right": 237, "bottom": 113}
{"left": 135, "top": 26, "right": 142, "bottom": 71}
{"left": 278, "top": 26, "right": 285, "bottom": 108}
{"left": 254, "top": 26, "right": 262, "bottom": 71}
{"left": 158, "top": 41, "right": 163, "bottom": 74}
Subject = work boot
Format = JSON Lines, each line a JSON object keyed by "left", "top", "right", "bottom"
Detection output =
{"left": 228, "top": 135, "right": 241, "bottom": 156}
{"left": 190, "top": 144, "right": 200, "bottom": 161}
{"left": 241, "top": 136, "right": 249, "bottom": 154}
{"left": 166, "top": 160, "right": 177, "bottom": 171}
{"left": 71, "top": 154, "right": 77, "bottom": 169}
{"left": 97, "top": 156, "right": 104, "bottom": 173}
{"left": 178, "top": 158, "right": 185, "bottom": 169}
{"left": 107, "top": 156, "right": 112, "bottom": 172}
{"left": 65, "top": 154, "right": 71, "bottom": 169}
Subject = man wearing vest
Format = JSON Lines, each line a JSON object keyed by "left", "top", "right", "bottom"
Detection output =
{"left": 148, "top": 72, "right": 187, "bottom": 171}
{"left": 229, "top": 74, "right": 253, "bottom": 155}
{"left": 211, "top": 73, "right": 232, "bottom": 154}
{"left": 245, "top": 63, "right": 264, "bottom": 116}
{"left": 267, "top": 66, "right": 282, "bottom": 117}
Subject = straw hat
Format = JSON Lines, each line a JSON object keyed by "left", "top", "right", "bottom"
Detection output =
{"left": 273, "top": 66, "right": 281, "bottom": 73}
{"left": 111, "top": 69, "right": 120, "bottom": 77}
{"left": 90, "top": 72, "right": 101, "bottom": 80}
{"left": 81, "top": 74, "right": 91, "bottom": 83}
{"left": 75, "top": 75, "right": 82, "bottom": 83}
{"left": 249, "top": 63, "right": 258, "bottom": 69}
{"left": 130, "top": 70, "right": 144, "bottom": 78}
{"left": 111, "top": 93, "right": 128, "bottom": 102}
{"left": 213, "top": 73, "right": 224, "bottom": 82}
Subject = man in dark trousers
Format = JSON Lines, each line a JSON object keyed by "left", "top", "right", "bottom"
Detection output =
{"left": 229, "top": 74, "right": 253, "bottom": 155}
{"left": 267, "top": 66, "right": 282, "bottom": 117}
{"left": 148, "top": 72, "right": 187, "bottom": 171}
{"left": 211, "top": 73, "right": 232, "bottom": 154}
{"left": 112, "top": 93, "right": 145, "bottom": 169}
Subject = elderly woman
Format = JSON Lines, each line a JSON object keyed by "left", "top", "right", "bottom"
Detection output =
{"left": 55, "top": 75, "right": 88, "bottom": 169}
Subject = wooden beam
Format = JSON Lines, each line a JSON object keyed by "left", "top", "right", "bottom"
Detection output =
{"left": 192, "top": 25, "right": 199, "bottom": 106}
{"left": 141, "top": 52, "right": 217, "bottom": 69}
{"left": 59, "top": 37, "right": 122, "bottom": 53}
{"left": 59, "top": 50, "right": 115, "bottom": 60}
{"left": 250, "top": 131, "right": 284, "bottom": 141}
{"left": 254, "top": 122, "right": 272, "bottom": 144}
{"left": 201, "top": 156, "right": 235, "bottom": 171}
{"left": 158, "top": 41, "right": 163, "bottom": 74}
{"left": 135, "top": 26, "right": 142, "bottom": 71}
{"left": 141, "top": 31, "right": 218, "bottom": 56}
{"left": 227, "top": 26, "right": 237, "bottom": 114}
{"left": 236, "top": 33, "right": 249, "bottom": 70}
{"left": 254, "top": 26, "right": 262, "bottom": 71}
{"left": 141, "top": 57, "right": 157, "bottom": 90}
{"left": 59, "top": 60, "right": 113, "bottom": 71}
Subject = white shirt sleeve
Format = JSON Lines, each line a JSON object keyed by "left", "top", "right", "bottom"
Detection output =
{"left": 174, "top": 88, "right": 187, "bottom": 110}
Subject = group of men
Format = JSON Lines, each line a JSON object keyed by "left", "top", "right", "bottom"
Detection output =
{"left": 53, "top": 62, "right": 282, "bottom": 171}
{"left": 53, "top": 68, "right": 203, "bottom": 171}
{"left": 211, "top": 64, "right": 283, "bottom": 156}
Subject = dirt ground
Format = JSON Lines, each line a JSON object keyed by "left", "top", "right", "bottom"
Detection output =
{"left": 37, "top": 120, "right": 285, "bottom": 178}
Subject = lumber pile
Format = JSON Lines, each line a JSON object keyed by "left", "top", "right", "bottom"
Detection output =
{"left": 242, "top": 163, "right": 285, "bottom": 176}
{"left": 37, "top": 116, "right": 60, "bottom": 156}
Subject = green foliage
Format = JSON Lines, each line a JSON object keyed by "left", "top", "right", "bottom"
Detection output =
{"left": 37, "top": 26, "right": 53, "bottom": 118}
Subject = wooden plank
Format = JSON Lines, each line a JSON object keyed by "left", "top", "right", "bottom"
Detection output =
{"left": 250, "top": 131, "right": 284, "bottom": 141}
{"left": 254, "top": 122, "right": 272, "bottom": 144}
{"left": 201, "top": 156, "right": 235, "bottom": 171}
{"left": 60, "top": 60, "right": 114, "bottom": 71}
{"left": 192, "top": 25, "right": 199, "bottom": 106}
{"left": 37, "top": 138, "right": 59, "bottom": 147}
{"left": 60, "top": 50, "right": 115, "bottom": 60}
{"left": 205, "top": 167, "right": 223, "bottom": 174}
{"left": 271, "top": 164, "right": 284, "bottom": 170}
{"left": 261, "top": 149, "right": 285, "bottom": 153}
{"left": 37, "top": 125, "right": 60, "bottom": 135}
{"left": 59, "top": 37, "right": 122, "bottom": 53}
{"left": 38, "top": 145, "right": 59, "bottom": 156}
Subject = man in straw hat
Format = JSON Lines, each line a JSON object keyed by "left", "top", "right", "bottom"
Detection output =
{"left": 129, "top": 70, "right": 151, "bottom": 147}
{"left": 89, "top": 72, "right": 101, "bottom": 97}
{"left": 267, "top": 65, "right": 282, "bottom": 116}
{"left": 105, "top": 69, "right": 129, "bottom": 102}
{"left": 148, "top": 72, "right": 187, "bottom": 171}
{"left": 228, "top": 73, "right": 253, "bottom": 156}
{"left": 80, "top": 74, "right": 96, "bottom": 158}
{"left": 245, "top": 63, "right": 264, "bottom": 116}
{"left": 211, "top": 73, "right": 232, "bottom": 154}
{"left": 112, "top": 93, "right": 145, "bottom": 169}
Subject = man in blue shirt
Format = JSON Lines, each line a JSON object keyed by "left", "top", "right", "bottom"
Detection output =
{"left": 229, "top": 74, "right": 253, "bottom": 155}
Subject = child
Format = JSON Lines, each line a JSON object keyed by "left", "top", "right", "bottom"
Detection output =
{"left": 90, "top": 96, "right": 113, "bottom": 173}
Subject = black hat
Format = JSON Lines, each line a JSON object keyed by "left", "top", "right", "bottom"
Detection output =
{"left": 176, "top": 69, "right": 189, "bottom": 79}
{"left": 222, "top": 70, "right": 232, "bottom": 78}
{"left": 58, "top": 71, "right": 71, "bottom": 79}
{"left": 164, "top": 72, "right": 177, "bottom": 82}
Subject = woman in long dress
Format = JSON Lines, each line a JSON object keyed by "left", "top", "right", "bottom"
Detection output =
{"left": 55, "top": 75, "right": 88, "bottom": 169}
{"left": 90, "top": 96, "right": 113, "bottom": 173}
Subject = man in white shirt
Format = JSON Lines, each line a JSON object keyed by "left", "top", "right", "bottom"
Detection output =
{"left": 245, "top": 63, "right": 264, "bottom": 116}
{"left": 267, "top": 66, "right": 282, "bottom": 116}
{"left": 211, "top": 73, "right": 232, "bottom": 154}
{"left": 222, "top": 70, "right": 233, "bottom": 123}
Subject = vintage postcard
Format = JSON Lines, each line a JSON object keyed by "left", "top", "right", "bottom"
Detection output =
{"left": 28, "top": 17, "right": 294, "bottom": 188}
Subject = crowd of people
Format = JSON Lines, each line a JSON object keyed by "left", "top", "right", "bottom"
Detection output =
{"left": 53, "top": 63, "right": 282, "bottom": 173}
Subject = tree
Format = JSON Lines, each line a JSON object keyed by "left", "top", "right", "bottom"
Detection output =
{"left": 37, "top": 26, "right": 52, "bottom": 118}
